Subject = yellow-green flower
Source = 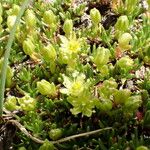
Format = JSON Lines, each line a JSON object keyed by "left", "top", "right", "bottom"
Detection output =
{"left": 117, "top": 56, "right": 134, "bottom": 73}
{"left": 118, "top": 32, "right": 132, "bottom": 50}
{"left": 4, "top": 96, "right": 20, "bottom": 111}
{"left": 25, "top": 9, "right": 37, "bottom": 28}
{"left": 43, "top": 10, "right": 56, "bottom": 25}
{"left": 90, "top": 8, "right": 101, "bottom": 25}
{"left": 7, "top": 15, "right": 17, "bottom": 30}
{"left": 59, "top": 35, "right": 81, "bottom": 54}
{"left": 37, "top": 79, "right": 57, "bottom": 96}
{"left": 63, "top": 19, "right": 73, "bottom": 35}
{"left": 7, "top": 4, "right": 20, "bottom": 16}
{"left": 41, "top": 44, "right": 57, "bottom": 62}
{"left": 18, "top": 95, "right": 36, "bottom": 111}
{"left": 92, "top": 47, "right": 110, "bottom": 70}
{"left": 60, "top": 71, "right": 85, "bottom": 96}
{"left": 23, "top": 38, "right": 35, "bottom": 56}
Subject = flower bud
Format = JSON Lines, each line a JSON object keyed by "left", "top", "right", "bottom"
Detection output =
{"left": 115, "top": 15, "right": 129, "bottom": 32}
{"left": 39, "top": 140, "right": 54, "bottom": 150}
{"left": 117, "top": 56, "right": 134, "bottom": 73}
{"left": 37, "top": 79, "right": 57, "bottom": 96}
{"left": 99, "top": 65, "right": 109, "bottom": 77}
{"left": 63, "top": 19, "right": 73, "bottom": 35}
{"left": 25, "top": 9, "right": 37, "bottom": 28}
{"left": 90, "top": 8, "right": 101, "bottom": 25}
{"left": 4, "top": 96, "right": 19, "bottom": 111}
{"left": 18, "top": 95, "right": 36, "bottom": 111}
{"left": 41, "top": 44, "right": 56, "bottom": 62}
{"left": 98, "top": 78, "right": 118, "bottom": 99}
{"left": 11, "top": 4, "right": 20, "bottom": 16}
{"left": 23, "top": 38, "right": 35, "bottom": 56}
{"left": 7, "top": 15, "right": 17, "bottom": 30}
{"left": 93, "top": 47, "right": 110, "bottom": 69}
{"left": 136, "top": 146, "right": 149, "bottom": 150}
{"left": 125, "top": 95, "right": 142, "bottom": 110}
{"left": 114, "top": 89, "right": 131, "bottom": 104}
{"left": 49, "top": 128, "right": 63, "bottom": 140}
{"left": 118, "top": 33, "right": 132, "bottom": 50}
{"left": 43, "top": 10, "right": 56, "bottom": 25}
{"left": 18, "top": 147, "right": 27, "bottom": 150}
{"left": 96, "top": 99, "right": 113, "bottom": 112}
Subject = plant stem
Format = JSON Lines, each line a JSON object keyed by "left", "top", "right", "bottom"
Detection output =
{"left": 7, "top": 120, "right": 113, "bottom": 144}
{"left": 0, "top": 0, "right": 32, "bottom": 116}
{"left": 52, "top": 127, "right": 113, "bottom": 144}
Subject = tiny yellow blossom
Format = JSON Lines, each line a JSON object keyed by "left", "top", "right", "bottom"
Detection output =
{"left": 59, "top": 35, "right": 81, "bottom": 54}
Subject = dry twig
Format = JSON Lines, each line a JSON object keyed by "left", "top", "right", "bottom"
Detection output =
{"left": 7, "top": 120, "right": 113, "bottom": 144}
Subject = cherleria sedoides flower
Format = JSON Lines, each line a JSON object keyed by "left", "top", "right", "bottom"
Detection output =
{"left": 118, "top": 32, "right": 132, "bottom": 50}
{"left": 136, "top": 146, "right": 149, "bottom": 150}
{"left": 39, "top": 140, "right": 54, "bottom": 150}
{"left": 68, "top": 91, "right": 97, "bottom": 117}
{"left": 58, "top": 34, "right": 81, "bottom": 65}
{"left": 25, "top": 9, "right": 37, "bottom": 28}
{"left": 59, "top": 34, "right": 81, "bottom": 54}
{"left": 43, "top": 10, "right": 56, "bottom": 26}
{"left": 23, "top": 37, "right": 40, "bottom": 61}
{"left": 4, "top": 94, "right": 37, "bottom": 111}
{"left": 4, "top": 96, "right": 20, "bottom": 111}
{"left": 7, "top": 15, "right": 17, "bottom": 31}
{"left": 49, "top": 128, "right": 63, "bottom": 140}
{"left": 92, "top": 46, "right": 110, "bottom": 70}
{"left": 116, "top": 56, "right": 134, "bottom": 73}
{"left": 7, "top": 4, "right": 20, "bottom": 16}
{"left": 90, "top": 8, "right": 101, "bottom": 25}
{"left": 60, "top": 71, "right": 97, "bottom": 117}
{"left": 23, "top": 37, "right": 35, "bottom": 56}
{"left": 63, "top": 19, "right": 73, "bottom": 36}
{"left": 18, "top": 95, "right": 36, "bottom": 111}
{"left": 113, "top": 89, "right": 131, "bottom": 104}
{"left": 60, "top": 71, "right": 86, "bottom": 96}
{"left": 115, "top": 15, "right": 129, "bottom": 32}
{"left": 98, "top": 78, "right": 118, "bottom": 99}
{"left": 95, "top": 98, "right": 113, "bottom": 112}
{"left": 124, "top": 95, "right": 142, "bottom": 111}
{"left": 115, "top": 15, "right": 129, "bottom": 38}
{"left": 37, "top": 79, "right": 57, "bottom": 96}
{"left": 41, "top": 44, "right": 57, "bottom": 62}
